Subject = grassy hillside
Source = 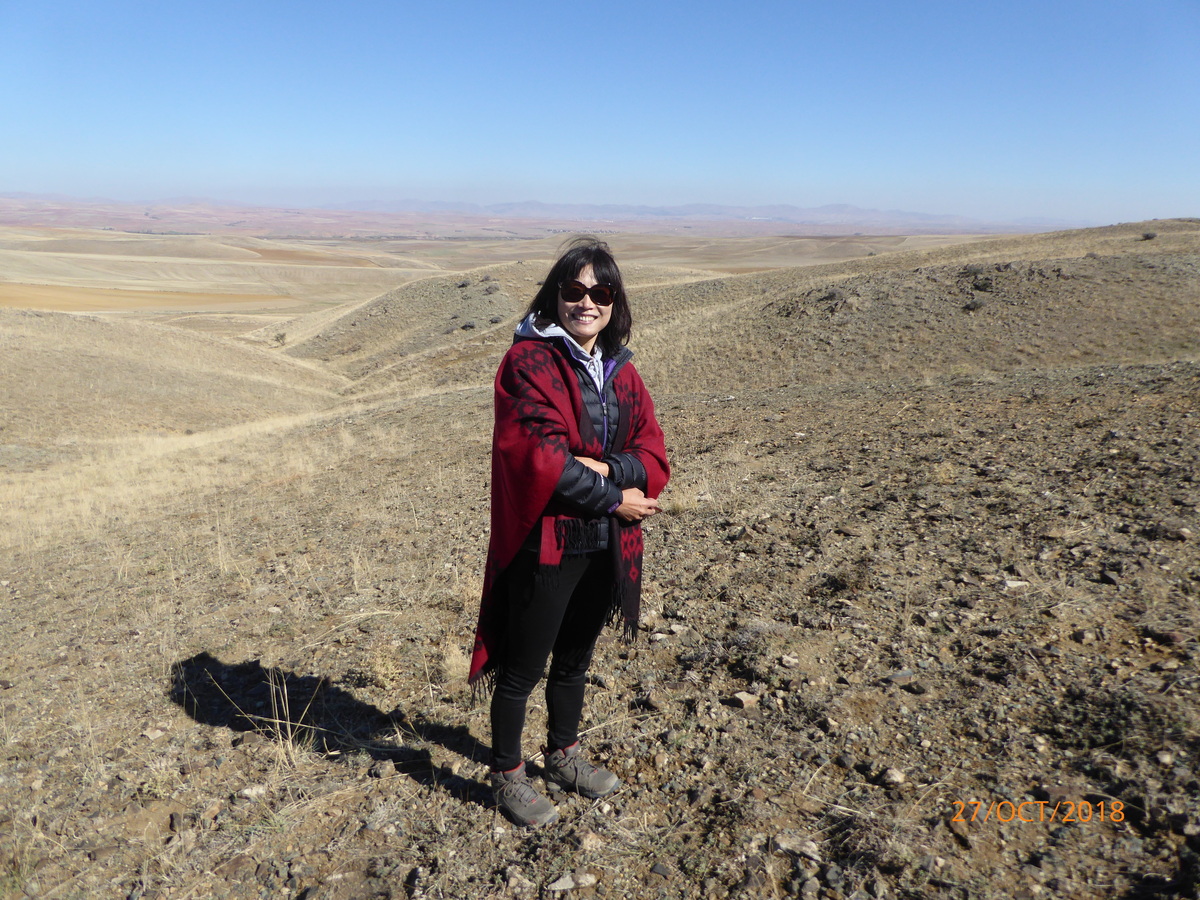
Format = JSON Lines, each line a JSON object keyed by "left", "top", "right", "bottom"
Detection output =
{"left": 1, "top": 309, "right": 346, "bottom": 458}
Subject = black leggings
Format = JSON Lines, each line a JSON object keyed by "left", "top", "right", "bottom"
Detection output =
{"left": 489, "top": 550, "right": 611, "bottom": 772}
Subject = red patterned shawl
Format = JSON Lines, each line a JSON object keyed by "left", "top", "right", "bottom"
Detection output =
{"left": 468, "top": 337, "right": 670, "bottom": 687}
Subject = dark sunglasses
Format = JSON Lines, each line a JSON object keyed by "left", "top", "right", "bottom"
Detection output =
{"left": 559, "top": 280, "right": 615, "bottom": 306}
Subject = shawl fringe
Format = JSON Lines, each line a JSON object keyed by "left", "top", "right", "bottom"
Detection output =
{"left": 552, "top": 517, "right": 607, "bottom": 555}
{"left": 469, "top": 666, "right": 498, "bottom": 706}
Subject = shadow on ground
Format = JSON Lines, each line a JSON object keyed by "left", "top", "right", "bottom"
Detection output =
{"left": 170, "top": 651, "right": 491, "bottom": 807}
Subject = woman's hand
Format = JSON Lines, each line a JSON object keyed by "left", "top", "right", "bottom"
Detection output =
{"left": 615, "top": 487, "right": 660, "bottom": 522}
{"left": 574, "top": 456, "right": 611, "bottom": 478}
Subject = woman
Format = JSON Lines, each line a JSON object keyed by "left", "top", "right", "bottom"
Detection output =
{"left": 468, "top": 237, "right": 670, "bottom": 827}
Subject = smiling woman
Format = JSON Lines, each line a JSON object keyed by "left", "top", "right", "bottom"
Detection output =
{"left": 467, "top": 236, "right": 669, "bottom": 828}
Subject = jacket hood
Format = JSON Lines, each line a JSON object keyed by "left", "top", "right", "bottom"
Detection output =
{"left": 515, "top": 312, "right": 607, "bottom": 390}
{"left": 516, "top": 312, "right": 580, "bottom": 346}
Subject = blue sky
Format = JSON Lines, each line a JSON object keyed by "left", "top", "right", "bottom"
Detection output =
{"left": 2, "top": 0, "right": 1197, "bottom": 225}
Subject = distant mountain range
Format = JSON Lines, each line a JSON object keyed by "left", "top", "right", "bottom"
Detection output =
{"left": 317, "top": 198, "right": 1080, "bottom": 233}
{"left": 0, "top": 192, "right": 1082, "bottom": 236}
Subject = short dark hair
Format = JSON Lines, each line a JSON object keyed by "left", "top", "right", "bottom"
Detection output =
{"left": 526, "top": 236, "right": 632, "bottom": 355}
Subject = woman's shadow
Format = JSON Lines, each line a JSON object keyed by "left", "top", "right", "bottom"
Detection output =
{"left": 170, "top": 651, "right": 492, "bottom": 808}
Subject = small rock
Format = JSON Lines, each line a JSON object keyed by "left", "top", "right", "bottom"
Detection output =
{"left": 507, "top": 868, "right": 535, "bottom": 891}
{"left": 1144, "top": 522, "right": 1192, "bottom": 541}
{"left": 368, "top": 760, "right": 397, "bottom": 778}
{"left": 1156, "top": 750, "right": 1176, "bottom": 767}
{"left": 880, "top": 767, "right": 906, "bottom": 786}
{"left": 886, "top": 669, "right": 915, "bottom": 686}
{"left": 634, "top": 691, "right": 664, "bottom": 711}
{"left": 823, "top": 863, "right": 845, "bottom": 889}
{"left": 650, "top": 861, "right": 671, "bottom": 878}
{"left": 731, "top": 692, "right": 760, "bottom": 709}
{"left": 579, "top": 831, "right": 605, "bottom": 853}
{"left": 1071, "top": 629, "right": 1096, "bottom": 645}
{"left": 238, "top": 784, "right": 268, "bottom": 800}
{"left": 1143, "top": 626, "right": 1189, "bottom": 645}
{"left": 781, "top": 654, "right": 801, "bottom": 669}
{"left": 739, "top": 856, "right": 771, "bottom": 891}
{"left": 689, "top": 786, "right": 714, "bottom": 807}
{"left": 548, "top": 874, "right": 576, "bottom": 891}
{"left": 772, "top": 833, "right": 821, "bottom": 862}
{"left": 948, "top": 816, "right": 971, "bottom": 847}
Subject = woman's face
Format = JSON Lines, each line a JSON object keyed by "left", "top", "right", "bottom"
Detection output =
{"left": 556, "top": 264, "right": 612, "bottom": 353}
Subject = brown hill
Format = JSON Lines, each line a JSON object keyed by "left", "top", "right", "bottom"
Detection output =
{"left": 0, "top": 219, "right": 1197, "bottom": 899}
{"left": 0, "top": 309, "right": 346, "bottom": 462}
{"left": 274, "top": 219, "right": 1199, "bottom": 400}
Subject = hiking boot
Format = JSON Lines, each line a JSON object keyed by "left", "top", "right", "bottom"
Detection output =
{"left": 491, "top": 762, "right": 559, "bottom": 827}
{"left": 542, "top": 742, "right": 620, "bottom": 798}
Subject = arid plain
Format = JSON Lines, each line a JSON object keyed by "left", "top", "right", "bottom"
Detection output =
{"left": 1, "top": 217, "right": 1198, "bottom": 899}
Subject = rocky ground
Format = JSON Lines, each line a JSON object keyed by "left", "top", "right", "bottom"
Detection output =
{"left": 1, "top": 221, "right": 1198, "bottom": 899}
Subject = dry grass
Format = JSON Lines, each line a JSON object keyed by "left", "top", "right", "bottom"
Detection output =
{"left": 1, "top": 219, "right": 1197, "bottom": 898}
{"left": 0, "top": 405, "right": 411, "bottom": 553}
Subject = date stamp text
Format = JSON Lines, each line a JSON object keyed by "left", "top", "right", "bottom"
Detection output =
{"left": 951, "top": 799, "right": 1124, "bottom": 824}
